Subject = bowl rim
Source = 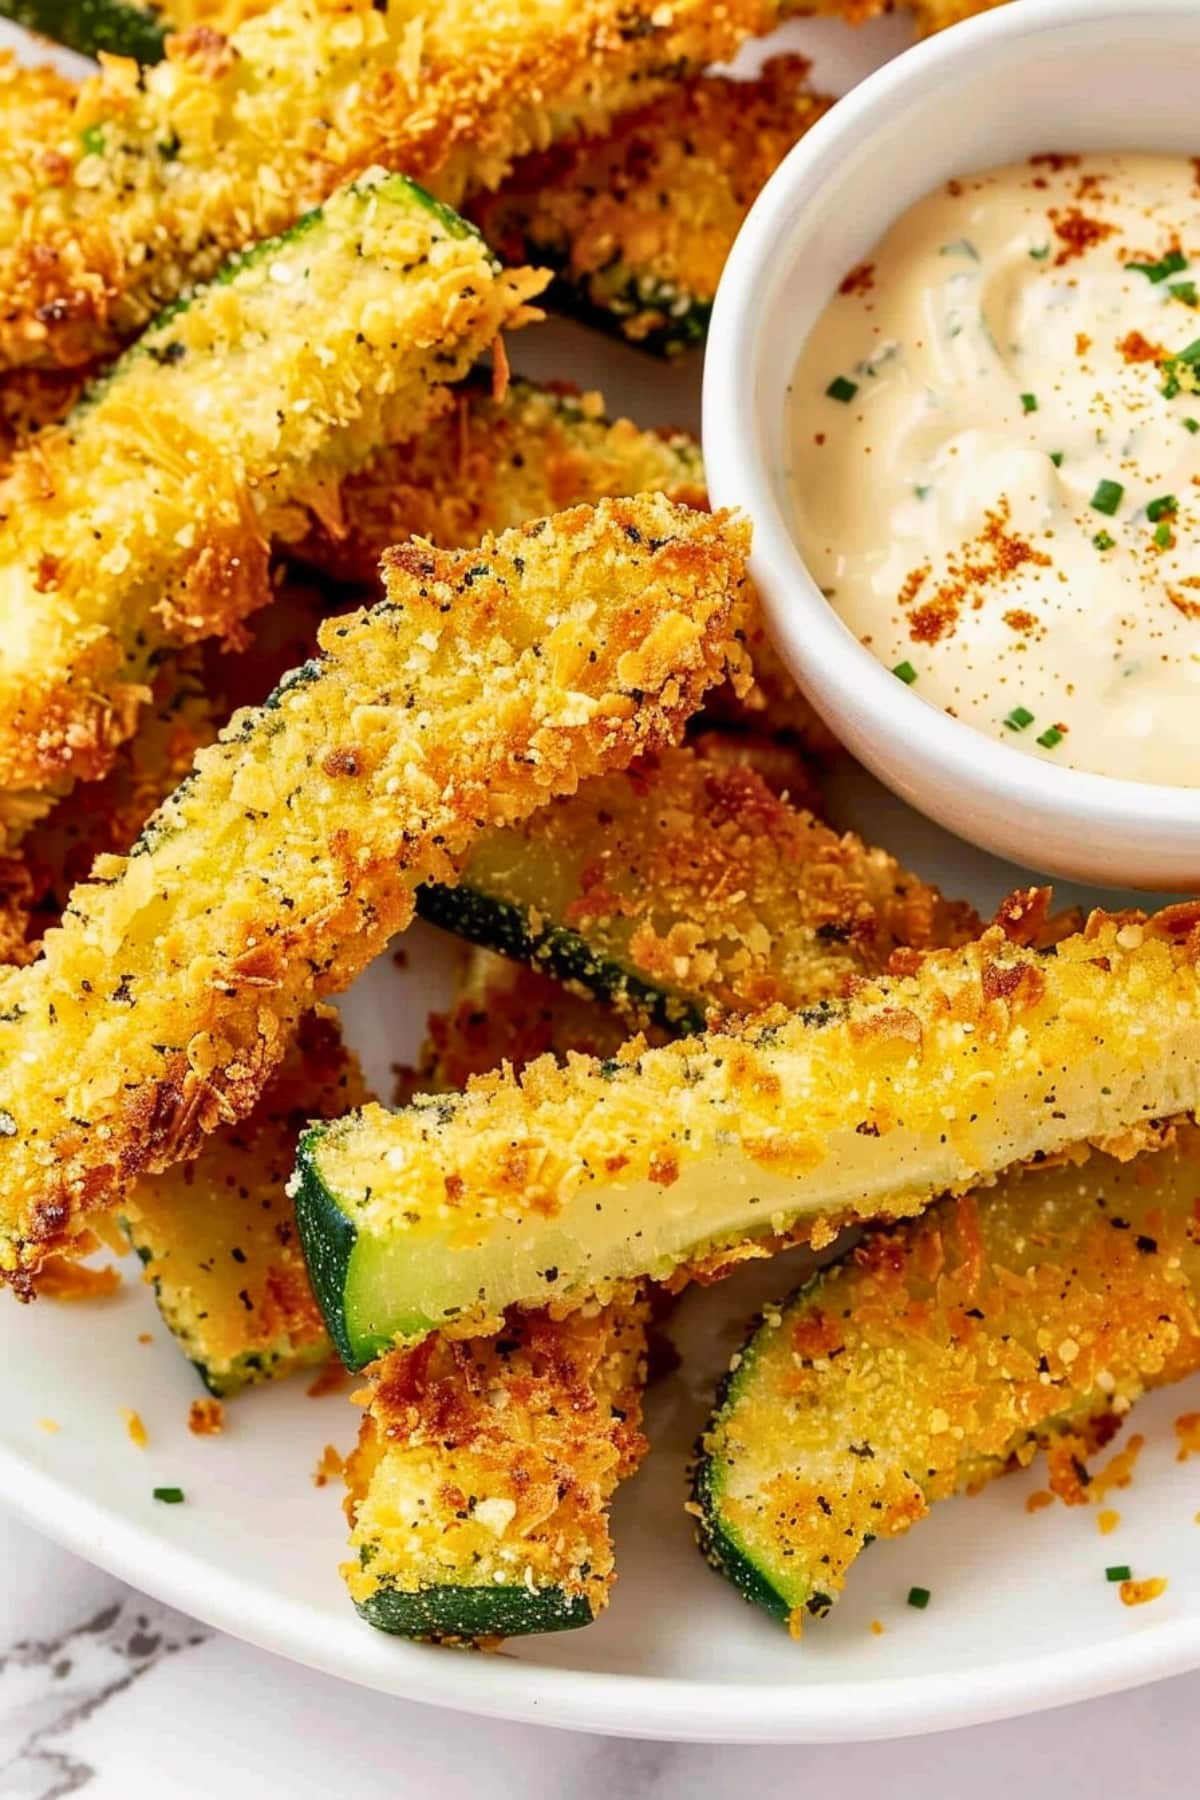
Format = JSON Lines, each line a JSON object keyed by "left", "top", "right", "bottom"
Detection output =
{"left": 703, "top": 0, "right": 1200, "bottom": 841}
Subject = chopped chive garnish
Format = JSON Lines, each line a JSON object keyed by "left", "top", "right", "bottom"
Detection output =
{"left": 1155, "top": 521, "right": 1173, "bottom": 548}
{"left": 914, "top": 483, "right": 932, "bottom": 500}
{"left": 1147, "top": 493, "right": 1177, "bottom": 521}
{"left": 1090, "top": 479, "right": 1124, "bottom": 516}
{"left": 1004, "top": 705, "right": 1035, "bottom": 731}
{"left": 1029, "top": 244, "right": 1051, "bottom": 261}
{"left": 79, "top": 123, "right": 104, "bottom": 156}
{"left": 153, "top": 1486, "right": 185, "bottom": 1504}
{"left": 892, "top": 660, "right": 918, "bottom": 685}
{"left": 1161, "top": 337, "right": 1200, "bottom": 397}
{"left": 1106, "top": 1565, "right": 1132, "bottom": 1583}
{"left": 826, "top": 375, "right": 858, "bottom": 403}
{"left": 907, "top": 1586, "right": 932, "bottom": 1609}
{"left": 1093, "top": 530, "right": 1115, "bottom": 551}
{"left": 1172, "top": 281, "right": 1199, "bottom": 308}
{"left": 1049, "top": 451, "right": 1064, "bottom": 467}
{"left": 1184, "top": 417, "right": 1200, "bottom": 434}
{"left": 1020, "top": 392, "right": 1038, "bottom": 414}
{"left": 1037, "top": 725, "right": 1064, "bottom": 749}
{"left": 1127, "top": 249, "right": 1187, "bottom": 283}
{"left": 939, "top": 238, "right": 980, "bottom": 261}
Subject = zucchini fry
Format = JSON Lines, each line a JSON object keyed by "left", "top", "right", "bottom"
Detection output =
{"left": 299, "top": 377, "right": 704, "bottom": 588}
{"left": 0, "top": 493, "right": 749, "bottom": 1291}
{"left": 122, "top": 1011, "right": 363, "bottom": 1396}
{"left": 695, "top": 1123, "right": 1200, "bottom": 1632}
{"left": 344, "top": 1296, "right": 650, "bottom": 1641}
{"left": 470, "top": 58, "right": 833, "bottom": 357}
{"left": 418, "top": 741, "right": 978, "bottom": 1032}
{"left": 0, "top": 169, "right": 543, "bottom": 819}
{"left": 296, "top": 898, "right": 1200, "bottom": 1365}
{"left": 0, "top": 0, "right": 792, "bottom": 371}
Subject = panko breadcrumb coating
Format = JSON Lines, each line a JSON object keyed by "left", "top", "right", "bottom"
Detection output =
{"left": 0, "top": 495, "right": 750, "bottom": 1289}
{"left": 0, "top": 170, "right": 544, "bottom": 824}
{"left": 298, "top": 378, "right": 704, "bottom": 587}
{"left": 0, "top": 0, "right": 799, "bottom": 371}
{"left": 696, "top": 1120, "right": 1200, "bottom": 1631}
{"left": 123, "top": 1010, "right": 363, "bottom": 1395}
{"left": 471, "top": 58, "right": 834, "bottom": 356}
{"left": 419, "top": 741, "right": 979, "bottom": 1031}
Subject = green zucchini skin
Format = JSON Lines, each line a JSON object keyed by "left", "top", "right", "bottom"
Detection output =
{"left": 691, "top": 1282, "right": 836, "bottom": 1631}
{"left": 415, "top": 882, "right": 706, "bottom": 1036}
{"left": 289, "top": 1134, "right": 370, "bottom": 1372}
{"left": 0, "top": 0, "right": 166, "bottom": 61}
{"left": 355, "top": 1582, "right": 593, "bottom": 1642}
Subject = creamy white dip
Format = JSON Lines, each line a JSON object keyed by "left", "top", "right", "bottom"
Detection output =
{"left": 788, "top": 152, "right": 1200, "bottom": 785}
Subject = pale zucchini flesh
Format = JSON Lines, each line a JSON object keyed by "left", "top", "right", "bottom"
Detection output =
{"left": 0, "top": 167, "right": 543, "bottom": 818}
{"left": 695, "top": 1123, "right": 1200, "bottom": 1630}
{"left": 0, "top": 494, "right": 748, "bottom": 1290}
{"left": 294, "top": 904, "right": 1200, "bottom": 1367}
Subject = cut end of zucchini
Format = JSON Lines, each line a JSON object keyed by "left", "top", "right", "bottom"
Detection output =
{"left": 354, "top": 1583, "right": 594, "bottom": 1644}
{"left": 342, "top": 1302, "right": 648, "bottom": 1643}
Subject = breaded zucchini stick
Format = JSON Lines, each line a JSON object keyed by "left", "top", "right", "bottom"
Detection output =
{"left": 299, "top": 373, "right": 828, "bottom": 754}
{"left": 695, "top": 1122, "right": 1200, "bottom": 1631}
{"left": 296, "top": 898, "right": 1200, "bottom": 1364}
{"left": 344, "top": 1296, "right": 650, "bottom": 1641}
{"left": 0, "top": 494, "right": 749, "bottom": 1290}
{"left": 299, "top": 377, "right": 705, "bottom": 587}
{"left": 471, "top": 58, "right": 833, "bottom": 357}
{"left": 122, "top": 1010, "right": 363, "bottom": 1395}
{"left": 0, "top": 0, "right": 792, "bottom": 371}
{"left": 0, "top": 170, "right": 543, "bottom": 820}
{"left": 419, "top": 741, "right": 978, "bottom": 1032}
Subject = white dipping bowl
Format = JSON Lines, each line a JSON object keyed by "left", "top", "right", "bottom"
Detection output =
{"left": 704, "top": 0, "right": 1200, "bottom": 890}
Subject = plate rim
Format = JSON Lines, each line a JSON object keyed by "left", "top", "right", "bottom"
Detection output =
{"left": 3, "top": 1439, "right": 1198, "bottom": 1743}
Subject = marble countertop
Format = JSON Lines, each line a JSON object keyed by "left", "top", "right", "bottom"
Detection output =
{"left": 1, "top": 1510, "right": 1197, "bottom": 1798}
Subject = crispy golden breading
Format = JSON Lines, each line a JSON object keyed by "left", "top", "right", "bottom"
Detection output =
{"left": 0, "top": 495, "right": 749, "bottom": 1289}
{"left": 343, "top": 1298, "right": 650, "bottom": 1639}
{"left": 406, "top": 949, "right": 631, "bottom": 1100}
{"left": 696, "top": 1122, "right": 1200, "bottom": 1628}
{"left": 15, "top": 584, "right": 332, "bottom": 951}
{"left": 0, "top": 171, "right": 543, "bottom": 819}
{"left": 0, "top": 366, "right": 87, "bottom": 476}
{"left": 431, "top": 742, "right": 978, "bottom": 1029}
{"left": 471, "top": 58, "right": 833, "bottom": 356}
{"left": 304, "top": 372, "right": 832, "bottom": 758}
{"left": 300, "top": 898, "right": 1200, "bottom": 1347}
{"left": 299, "top": 377, "right": 705, "bottom": 587}
{"left": 0, "top": 0, "right": 795, "bottom": 370}
{"left": 122, "top": 1010, "right": 363, "bottom": 1395}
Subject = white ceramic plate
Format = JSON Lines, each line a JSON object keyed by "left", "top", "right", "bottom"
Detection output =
{"left": 2, "top": 11, "right": 1199, "bottom": 1747}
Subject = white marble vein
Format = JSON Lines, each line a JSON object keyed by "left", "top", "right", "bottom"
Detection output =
{"left": 3, "top": 1507, "right": 1200, "bottom": 1799}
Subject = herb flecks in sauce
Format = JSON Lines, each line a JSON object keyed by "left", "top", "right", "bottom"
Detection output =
{"left": 788, "top": 151, "right": 1200, "bottom": 784}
